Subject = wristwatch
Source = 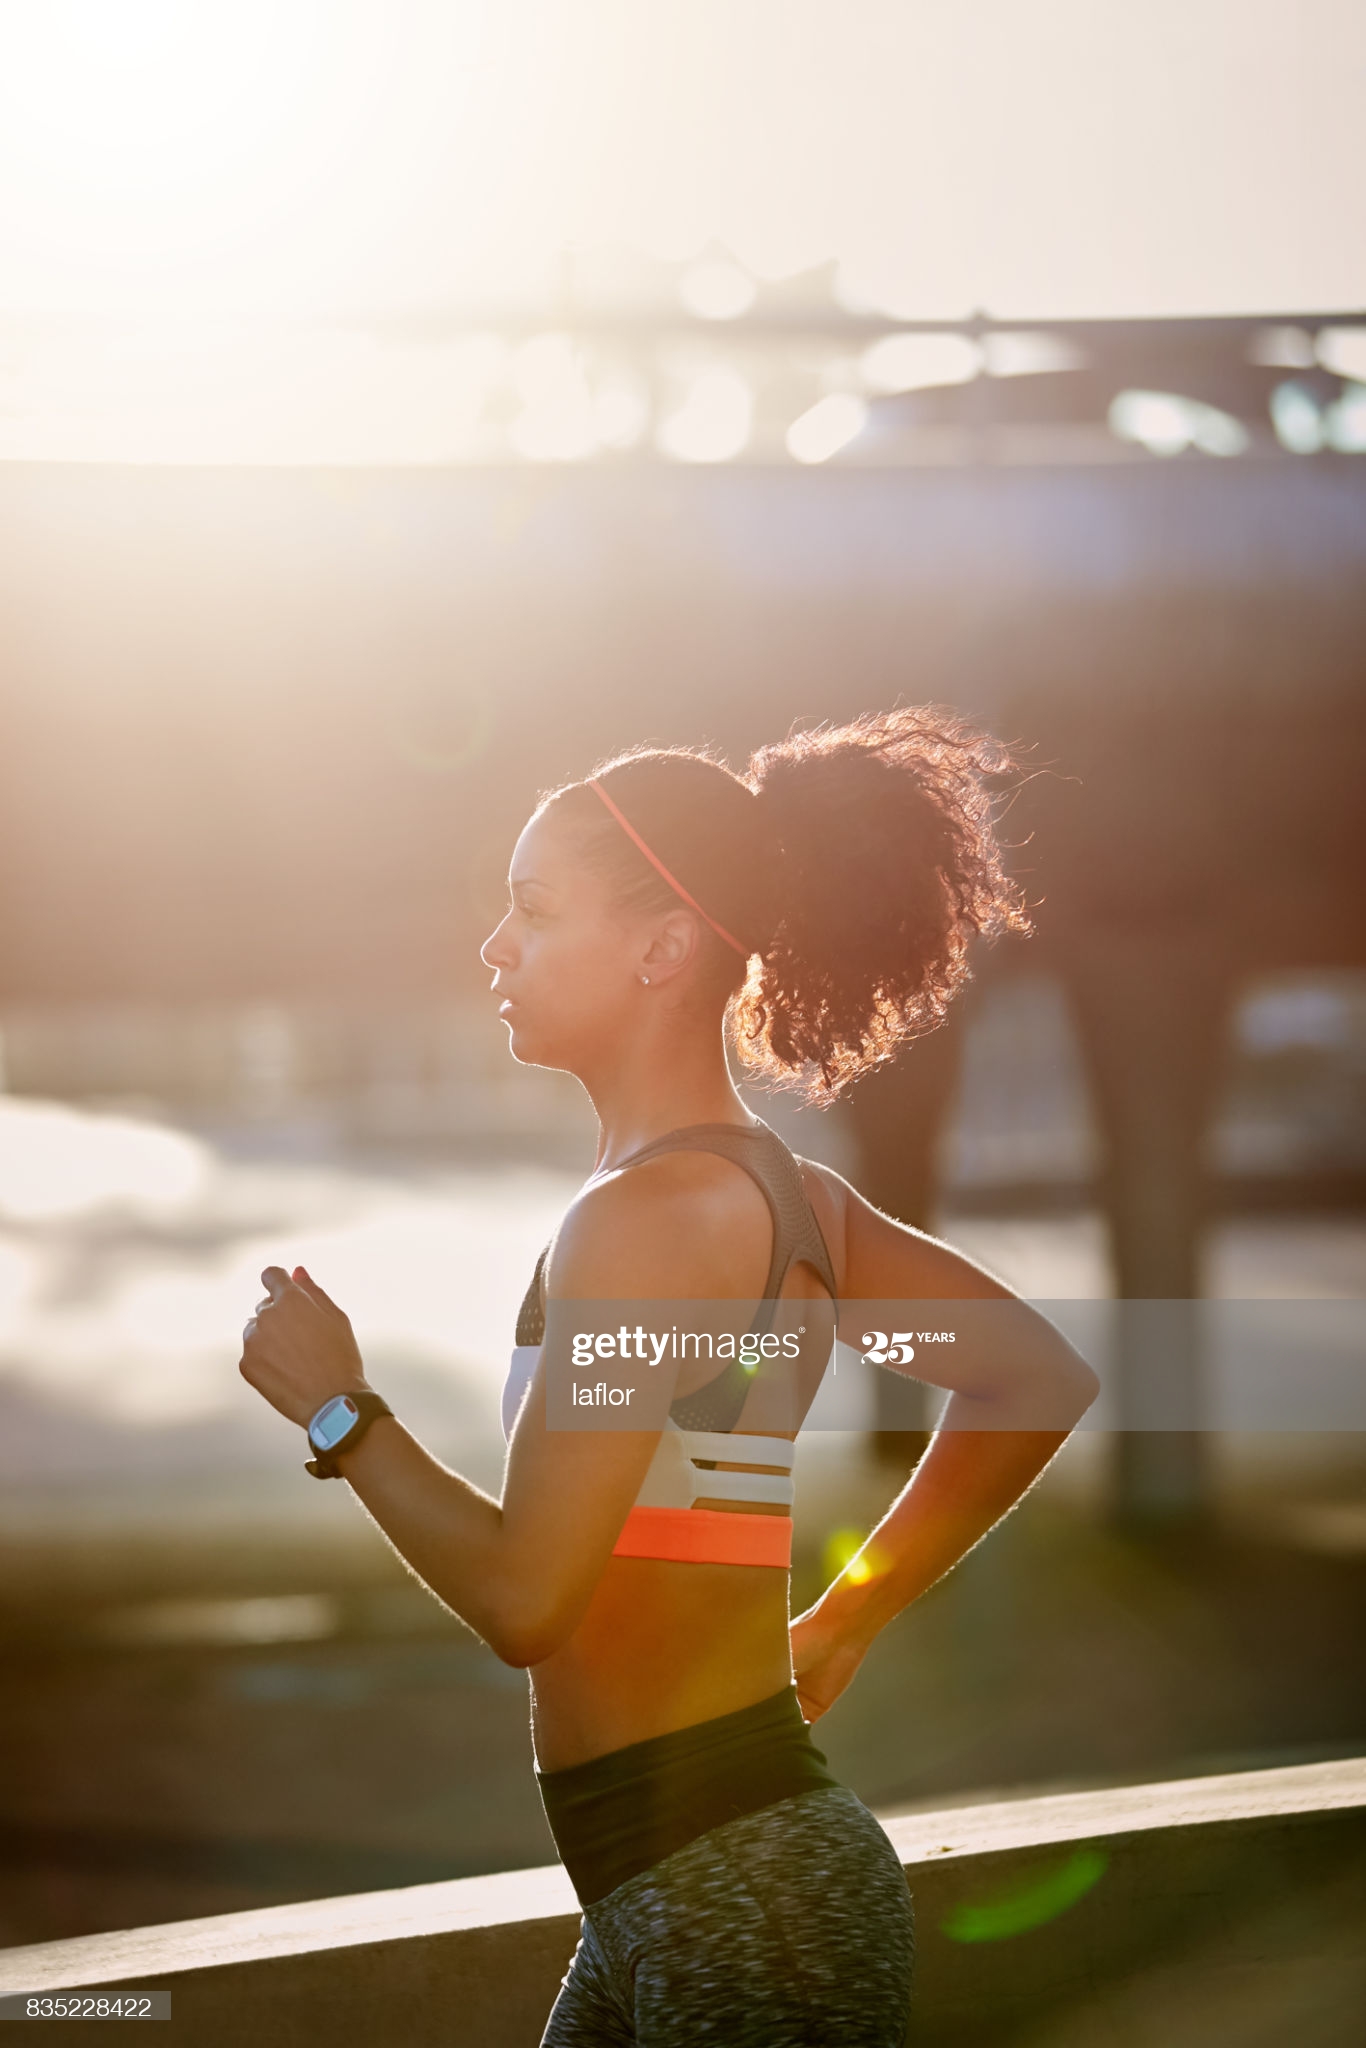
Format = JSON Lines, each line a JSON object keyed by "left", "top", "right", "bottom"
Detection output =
{"left": 305, "top": 1390, "right": 394, "bottom": 1479}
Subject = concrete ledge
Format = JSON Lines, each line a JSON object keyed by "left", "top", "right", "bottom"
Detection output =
{"left": 1, "top": 1758, "right": 1362, "bottom": 2046}
{"left": 877, "top": 1752, "right": 1366, "bottom": 1862}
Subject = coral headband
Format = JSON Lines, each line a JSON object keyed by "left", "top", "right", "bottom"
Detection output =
{"left": 588, "top": 778, "right": 750, "bottom": 958}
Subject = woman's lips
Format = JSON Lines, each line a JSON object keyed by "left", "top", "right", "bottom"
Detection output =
{"left": 498, "top": 998, "right": 518, "bottom": 1015}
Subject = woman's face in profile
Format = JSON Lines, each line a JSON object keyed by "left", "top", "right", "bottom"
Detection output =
{"left": 479, "top": 807, "right": 644, "bottom": 1073}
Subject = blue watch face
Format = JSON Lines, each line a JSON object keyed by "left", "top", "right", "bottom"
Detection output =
{"left": 311, "top": 1397, "right": 358, "bottom": 1451}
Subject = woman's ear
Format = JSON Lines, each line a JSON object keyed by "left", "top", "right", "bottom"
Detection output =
{"left": 640, "top": 909, "right": 701, "bottom": 986}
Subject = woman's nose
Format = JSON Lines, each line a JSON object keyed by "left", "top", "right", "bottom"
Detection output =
{"left": 480, "top": 917, "right": 515, "bottom": 969}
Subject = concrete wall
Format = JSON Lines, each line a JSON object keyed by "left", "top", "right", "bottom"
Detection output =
{"left": 1, "top": 1757, "right": 1361, "bottom": 2046}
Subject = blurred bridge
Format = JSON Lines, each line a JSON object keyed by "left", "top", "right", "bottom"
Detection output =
{"left": 1, "top": 312, "right": 1364, "bottom": 1521}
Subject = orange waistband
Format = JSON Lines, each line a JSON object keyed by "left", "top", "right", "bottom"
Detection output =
{"left": 610, "top": 1505, "right": 792, "bottom": 1568}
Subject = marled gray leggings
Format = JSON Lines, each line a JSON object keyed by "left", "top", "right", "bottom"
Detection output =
{"left": 539, "top": 1786, "right": 914, "bottom": 2046}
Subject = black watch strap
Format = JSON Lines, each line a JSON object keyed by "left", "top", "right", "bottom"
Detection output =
{"left": 305, "top": 1391, "right": 394, "bottom": 1480}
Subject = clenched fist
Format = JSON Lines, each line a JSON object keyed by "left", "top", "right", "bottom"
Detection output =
{"left": 239, "top": 1265, "right": 369, "bottom": 1429}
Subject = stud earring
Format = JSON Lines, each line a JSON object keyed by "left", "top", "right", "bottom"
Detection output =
{"left": 640, "top": 974, "right": 650, "bottom": 986}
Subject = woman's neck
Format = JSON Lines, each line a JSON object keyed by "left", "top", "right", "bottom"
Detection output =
{"left": 579, "top": 1026, "right": 756, "bottom": 1176}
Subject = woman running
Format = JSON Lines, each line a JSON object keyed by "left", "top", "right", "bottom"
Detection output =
{"left": 239, "top": 707, "right": 1098, "bottom": 2046}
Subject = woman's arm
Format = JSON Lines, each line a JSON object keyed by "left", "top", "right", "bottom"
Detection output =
{"left": 238, "top": 1164, "right": 744, "bottom": 1668}
{"left": 791, "top": 1172, "right": 1098, "bottom": 1721}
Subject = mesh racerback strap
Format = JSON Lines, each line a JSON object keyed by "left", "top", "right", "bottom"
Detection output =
{"left": 515, "top": 1120, "right": 835, "bottom": 1342}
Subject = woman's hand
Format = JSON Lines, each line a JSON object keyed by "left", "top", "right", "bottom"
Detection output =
{"left": 239, "top": 1265, "right": 368, "bottom": 1429}
{"left": 790, "top": 1603, "right": 872, "bottom": 1724}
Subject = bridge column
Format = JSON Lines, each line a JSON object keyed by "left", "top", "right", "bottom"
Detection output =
{"left": 1063, "top": 937, "right": 1231, "bottom": 1527}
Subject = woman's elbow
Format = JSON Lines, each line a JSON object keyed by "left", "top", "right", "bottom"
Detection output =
{"left": 1026, "top": 1319, "right": 1099, "bottom": 1427}
{"left": 1010, "top": 1348, "right": 1098, "bottom": 1431}
{"left": 488, "top": 1585, "right": 584, "bottom": 1669}
{"left": 490, "top": 1627, "right": 543, "bottom": 1671}
{"left": 1060, "top": 1354, "right": 1101, "bottom": 1424}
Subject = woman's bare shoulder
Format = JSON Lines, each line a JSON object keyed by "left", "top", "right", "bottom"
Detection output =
{"left": 549, "top": 1148, "right": 777, "bottom": 1301}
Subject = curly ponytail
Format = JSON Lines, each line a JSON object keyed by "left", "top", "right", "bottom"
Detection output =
{"left": 735, "top": 707, "right": 1030, "bottom": 1103}
{"left": 542, "top": 705, "right": 1030, "bottom": 1106}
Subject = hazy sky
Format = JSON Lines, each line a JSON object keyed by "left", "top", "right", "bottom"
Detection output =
{"left": 1, "top": 0, "right": 1362, "bottom": 322}
{"left": 0, "top": 0, "right": 1360, "bottom": 462}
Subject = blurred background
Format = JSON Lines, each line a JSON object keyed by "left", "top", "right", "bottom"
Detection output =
{"left": 1, "top": 2, "right": 1363, "bottom": 2036}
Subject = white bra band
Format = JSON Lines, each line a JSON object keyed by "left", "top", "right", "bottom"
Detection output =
{"left": 684, "top": 1467, "right": 795, "bottom": 1506}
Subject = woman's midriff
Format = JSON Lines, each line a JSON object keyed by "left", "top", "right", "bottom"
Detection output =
{"left": 529, "top": 1552, "right": 794, "bottom": 1772}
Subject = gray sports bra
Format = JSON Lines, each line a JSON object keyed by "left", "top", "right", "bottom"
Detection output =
{"left": 511, "top": 1116, "right": 837, "bottom": 1434}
